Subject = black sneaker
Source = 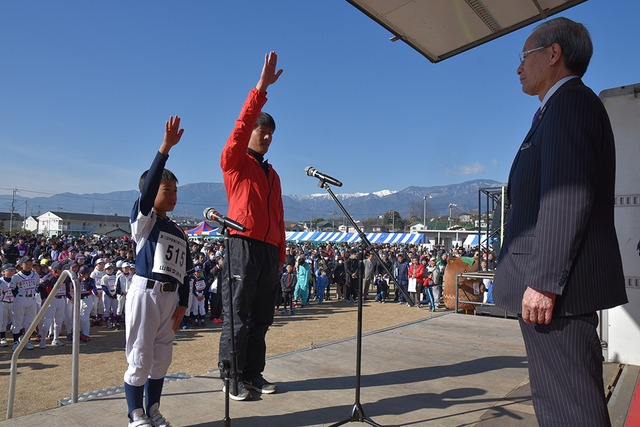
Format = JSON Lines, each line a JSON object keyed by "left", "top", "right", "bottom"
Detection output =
{"left": 243, "top": 374, "right": 277, "bottom": 394}
{"left": 221, "top": 380, "right": 251, "bottom": 401}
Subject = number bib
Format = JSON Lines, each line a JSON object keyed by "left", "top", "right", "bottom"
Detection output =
{"left": 56, "top": 282, "right": 67, "bottom": 296}
{"left": 104, "top": 276, "right": 117, "bottom": 294}
{"left": 153, "top": 231, "right": 187, "bottom": 282}
{"left": 20, "top": 278, "right": 37, "bottom": 292}
{"left": 194, "top": 279, "right": 206, "bottom": 293}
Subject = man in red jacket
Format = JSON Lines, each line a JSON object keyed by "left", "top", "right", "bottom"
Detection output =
{"left": 218, "top": 51, "right": 285, "bottom": 401}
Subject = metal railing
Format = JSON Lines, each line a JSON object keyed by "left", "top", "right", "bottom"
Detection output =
{"left": 6, "top": 270, "right": 81, "bottom": 419}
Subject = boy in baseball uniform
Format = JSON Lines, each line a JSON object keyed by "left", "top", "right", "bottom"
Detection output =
{"left": 10, "top": 257, "right": 39, "bottom": 351}
{"left": 0, "top": 264, "right": 16, "bottom": 347}
{"left": 124, "top": 116, "right": 192, "bottom": 427}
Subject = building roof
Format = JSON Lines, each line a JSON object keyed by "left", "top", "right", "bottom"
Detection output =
{"left": 0, "top": 212, "right": 23, "bottom": 221}
{"left": 38, "top": 211, "right": 129, "bottom": 223}
{"left": 91, "top": 226, "right": 131, "bottom": 236}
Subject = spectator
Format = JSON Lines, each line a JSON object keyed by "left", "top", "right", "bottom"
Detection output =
{"left": 393, "top": 253, "right": 409, "bottom": 304}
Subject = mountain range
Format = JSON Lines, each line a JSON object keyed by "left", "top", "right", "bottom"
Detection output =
{"left": 1, "top": 179, "right": 505, "bottom": 223}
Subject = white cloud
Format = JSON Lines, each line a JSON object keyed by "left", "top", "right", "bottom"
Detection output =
{"left": 458, "top": 162, "right": 486, "bottom": 175}
{"left": 439, "top": 162, "right": 486, "bottom": 176}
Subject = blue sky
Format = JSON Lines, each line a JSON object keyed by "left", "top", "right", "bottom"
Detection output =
{"left": 1, "top": 0, "right": 638, "bottom": 203}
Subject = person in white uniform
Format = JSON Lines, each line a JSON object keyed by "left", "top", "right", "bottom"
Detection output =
{"left": 124, "top": 116, "right": 193, "bottom": 427}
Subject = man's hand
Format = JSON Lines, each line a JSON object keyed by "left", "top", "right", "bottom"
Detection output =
{"left": 522, "top": 286, "right": 557, "bottom": 324}
{"left": 171, "top": 305, "right": 187, "bottom": 332}
{"left": 159, "top": 115, "right": 184, "bottom": 155}
{"left": 256, "top": 51, "right": 283, "bottom": 92}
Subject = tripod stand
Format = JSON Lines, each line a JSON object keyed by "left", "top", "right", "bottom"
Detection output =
{"left": 218, "top": 224, "right": 239, "bottom": 427}
{"left": 204, "top": 207, "right": 248, "bottom": 426}
{"left": 311, "top": 180, "right": 414, "bottom": 426}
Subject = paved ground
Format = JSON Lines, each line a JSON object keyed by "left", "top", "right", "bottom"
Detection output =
{"left": 1, "top": 312, "right": 637, "bottom": 426}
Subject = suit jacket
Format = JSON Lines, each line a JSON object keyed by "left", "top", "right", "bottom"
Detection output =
{"left": 493, "top": 78, "right": 627, "bottom": 316}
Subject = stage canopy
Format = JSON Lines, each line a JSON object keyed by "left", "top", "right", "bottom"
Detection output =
{"left": 286, "top": 231, "right": 428, "bottom": 244}
{"left": 185, "top": 221, "right": 217, "bottom": 235}
{"left": 346, "top": 0, "right": 587, "bottom": 63}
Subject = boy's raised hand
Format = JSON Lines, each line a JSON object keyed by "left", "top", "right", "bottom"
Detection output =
{"left": 159, "top": 115, "right": 184, "bottom": 155}
{"left": 256, "top": 51, "right": 283, "bottom": 92}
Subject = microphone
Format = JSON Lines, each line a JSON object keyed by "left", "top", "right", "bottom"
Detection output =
{"left": 203, "top": 207, "right": 246, "bottom": 232}
{"left": 305, "top": 166, "right": 343, "bottom": 187}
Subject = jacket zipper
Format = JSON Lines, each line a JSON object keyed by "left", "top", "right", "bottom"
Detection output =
{"left": 263, "top": 166, "right": 273, "bottom": 242}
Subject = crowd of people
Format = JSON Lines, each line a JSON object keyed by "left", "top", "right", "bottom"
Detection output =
{"left": 0, "top": 233, "right": 138, "bottom": 350}
{"left": 0, "top": 231, "right": 494, "bottom": 350}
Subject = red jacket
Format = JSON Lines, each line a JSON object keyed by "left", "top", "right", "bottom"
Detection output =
{"left": 408, "top": 263, "right": 425, "bottom": 285}
{"left": 221, "top": 88, "right": 286, "bottom": 263}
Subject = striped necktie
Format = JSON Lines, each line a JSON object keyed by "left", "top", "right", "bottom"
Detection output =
{"left": 532, "top": 107, "right": 542, "bottom": 126}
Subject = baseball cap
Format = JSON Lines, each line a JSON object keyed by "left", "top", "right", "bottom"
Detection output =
{"left": 51, "top": 261, "right": 66, "bottom": 271}
{"left": 19, "top": 256, "right": 32, "bottom": 264}
{"left": 105, "top": 263, "right": 114, "bottom": 269}
{"left": 96, "top": 258, "right": 105, "bottom": 264}
{"left": 122, "top": 262, "right": 130, "bottom": 268}
{"left": 79, "top": 266, "right": 91, "bottom": 275}
{"left": 194, "top": 266, "right": 203, "bottom": 271}
{"left": 2, "top": 264, "right": 16, "bottom": 272}
{"left": 74, "top": 254, "right": 85, "bottom": 260}
{"left": 129, "top": 263, "right": 135, "bottom": 269}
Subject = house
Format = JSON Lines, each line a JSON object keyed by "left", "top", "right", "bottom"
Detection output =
{"left": 91, "top": 226, "right": 131, "bottom": 238}
{"left": 458, "top": 212, "right": 473, "bottom": 223}
{"left": 285, "top": 221, "right": 304, "bottom": 232}
{"left": 315, "top": 221, "right": 334, "bottom": 231}
{"left": 410, "top": 223, "right": 428, "bottom": 233}
{"left": 0, "top": 212, "right": 23, "bottom": 233}
{"left": 370, "top": 223, "right": 390, "bottom": 233}
{"left": 37, "top": 211, "right": 131, "bottom": 237}
{"left": 23, "top": 216, "right": 38, "bottom": 232}
{"left": 338, "top": 220, "right": 363, "bottom": 233}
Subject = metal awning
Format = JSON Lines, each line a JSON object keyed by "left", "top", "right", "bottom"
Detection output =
{"left": 346, "top": 0, "right": 588, "bottom": 62}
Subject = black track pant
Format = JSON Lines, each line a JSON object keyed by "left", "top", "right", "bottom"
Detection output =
{"left": 218, "top": 236, "right": 280, "bottom": 381}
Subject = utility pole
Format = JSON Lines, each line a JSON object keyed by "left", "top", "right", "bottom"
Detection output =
{"left": 423, "top": 195, "right": 432, "bottom": 227}
{"left": 448, "top": 203, "right": 457, "bottom": 228}
{"left": 9, "top": 188, "right": 18, "bottom": 234}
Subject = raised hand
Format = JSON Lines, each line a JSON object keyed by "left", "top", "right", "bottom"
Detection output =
{"left": 256, "top": 51, "right": 284, "bottom": 92}
{"left": 160, "top": 115, "right": 184, "bottom": 155}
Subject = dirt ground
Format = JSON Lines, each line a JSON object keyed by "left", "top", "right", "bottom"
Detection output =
{"left": 0, "top": 297, "right": 442, "bottom": 418}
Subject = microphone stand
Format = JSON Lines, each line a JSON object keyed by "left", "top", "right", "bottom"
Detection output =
{"left": 313, "top": 179, "right": 414, "bottom": 427}
{"left": 218, "top": 224, "right": 240, "bottom": 427}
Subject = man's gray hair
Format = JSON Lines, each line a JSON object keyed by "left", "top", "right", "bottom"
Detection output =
{"left": 533, "top": 17, "right": 593, "bottom": 77}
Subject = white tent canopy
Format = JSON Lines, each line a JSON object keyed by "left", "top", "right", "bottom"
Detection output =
{"left": 286, "top": 231, "right": 427, "bottom": 244}
{"left": 346, "top": 0, "right": 587, "bottom": 62}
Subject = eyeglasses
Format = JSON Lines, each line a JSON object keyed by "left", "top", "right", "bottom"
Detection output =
{"left": 519, "top": 46, "right": 548, "bottom": 63}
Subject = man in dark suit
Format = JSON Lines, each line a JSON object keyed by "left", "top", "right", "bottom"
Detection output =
{"left": 493, "top": 17, "right": 628, "bottom": 426}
